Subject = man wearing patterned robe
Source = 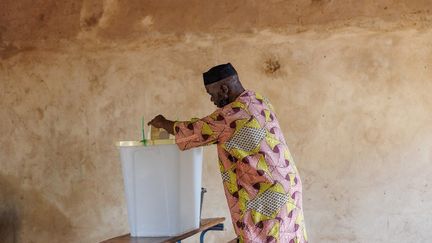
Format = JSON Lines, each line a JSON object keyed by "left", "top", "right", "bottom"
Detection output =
{"left": 149, "top": 63, "right": 307, "bottom": 243}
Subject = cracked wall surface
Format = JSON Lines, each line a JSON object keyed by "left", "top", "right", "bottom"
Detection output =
{"left": 1, "top": 1, "right": 432, "bottom": 242}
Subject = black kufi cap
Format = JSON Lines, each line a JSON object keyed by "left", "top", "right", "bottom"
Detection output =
{"left": 203, "top": 63, "right": 237, "bottom": 85}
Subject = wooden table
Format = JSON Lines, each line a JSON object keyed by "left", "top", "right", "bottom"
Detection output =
{"left": 101, "top": 218, "right": 225, "bottom": 243}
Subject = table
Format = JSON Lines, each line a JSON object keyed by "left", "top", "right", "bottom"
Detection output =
{"left": 100, "top": 217, "right": 225, "bottom": 243}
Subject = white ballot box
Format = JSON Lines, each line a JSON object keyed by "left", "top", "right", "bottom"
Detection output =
{"left": 116, "top": 140, "right": 203, "bottom": 237}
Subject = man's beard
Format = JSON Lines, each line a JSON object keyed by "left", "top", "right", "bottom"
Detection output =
{"left": 217, "top": 98, "right": 230, "bottom": 108}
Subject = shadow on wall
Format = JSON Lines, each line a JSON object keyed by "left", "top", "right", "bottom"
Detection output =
{"left": 0, "top": 203, "right": 19, "bottom": 243}
{"left": 0, "top": 175, "right": 74, "bottom": 243}
{"left": 0, "top": 176, "right": 21, "bottom": 243}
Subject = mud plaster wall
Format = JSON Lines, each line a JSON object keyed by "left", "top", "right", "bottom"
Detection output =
{"left": 1, "top": 1, "right": 432, "bottom": 242}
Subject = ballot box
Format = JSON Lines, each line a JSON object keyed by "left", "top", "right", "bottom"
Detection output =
{"left": 116, "top": 140, "right": 203, "bottom": 237}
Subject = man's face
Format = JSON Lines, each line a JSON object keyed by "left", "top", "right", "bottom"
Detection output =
{"left": 205, "top": 83, "right": 230, "bottom": 108}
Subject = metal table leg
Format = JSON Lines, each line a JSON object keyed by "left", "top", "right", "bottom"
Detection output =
{"left": 199, "top": 223, "right": 224, "bottom": 243}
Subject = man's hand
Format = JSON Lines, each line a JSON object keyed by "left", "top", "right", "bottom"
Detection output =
{"left": 148, "top": 114, "right": 175, "bottom": 135}
{"left": 148, "top": 114, "right": 167, "bottom": 129}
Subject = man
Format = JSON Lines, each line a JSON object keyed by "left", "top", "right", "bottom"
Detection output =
{"left": 148, "top": 63, "right": 307, "bottom": 243}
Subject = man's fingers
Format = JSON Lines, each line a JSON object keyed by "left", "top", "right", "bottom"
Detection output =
{"left": 147, "top": 116, "right": 159, "bottom": 125}
{"left": 146, "top": 115, "right": 165, "bottom": 128}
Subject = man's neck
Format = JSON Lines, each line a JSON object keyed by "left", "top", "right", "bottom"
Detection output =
{"left": 229, "top": 86, "right": 246, "bottom": 103}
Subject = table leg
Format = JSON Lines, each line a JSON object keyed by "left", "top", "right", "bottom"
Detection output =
{"left": 199, "top": 223, "right": 224, "bottom": 243}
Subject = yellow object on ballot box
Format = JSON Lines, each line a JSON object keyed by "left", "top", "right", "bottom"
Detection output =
{"left": 151, "top": 125, "right": 170, "bottom": 140}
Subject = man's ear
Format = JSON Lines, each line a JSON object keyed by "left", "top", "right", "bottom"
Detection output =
{"left": 220, "top": 84, "right": 229, "bottom": 95}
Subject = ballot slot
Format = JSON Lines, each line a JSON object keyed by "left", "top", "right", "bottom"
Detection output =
{"left": 117, "top": 140, "right": 203, "bottom": 237}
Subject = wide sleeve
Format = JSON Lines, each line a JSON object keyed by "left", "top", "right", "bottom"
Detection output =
{"left": 174, "top": 109, "right": 228, "bottom": 151}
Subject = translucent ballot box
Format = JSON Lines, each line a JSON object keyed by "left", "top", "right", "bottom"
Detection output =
{"left": 116, "top": 140, "right": 203, "bottom": 237}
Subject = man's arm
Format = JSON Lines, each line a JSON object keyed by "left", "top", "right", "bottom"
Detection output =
{"left": 148, "top": 115, "right": 175, "bottom": 135}
{"left": 149, "top": 109, "right": 228, "bottom": 150}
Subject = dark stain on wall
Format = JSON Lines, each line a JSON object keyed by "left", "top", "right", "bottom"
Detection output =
{"left": 1, "top": 0, "right": 432, "bottom": 42}
{"left": 0, "top": 44, "right": 36, "bottom": 60}
{"left": 83, "top": 13, "right": 102, "bottom": 29}
{"left": 264, "top": 58, "right": 281, "bottom": 74}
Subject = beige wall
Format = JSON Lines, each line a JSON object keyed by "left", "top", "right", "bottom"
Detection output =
{"left": 1, "top": 1, "right": 432, "bottom": 242}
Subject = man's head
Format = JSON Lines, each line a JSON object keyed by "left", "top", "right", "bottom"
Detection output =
{"left": 203, "top": 63, "right": 245, "bottom": 108}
